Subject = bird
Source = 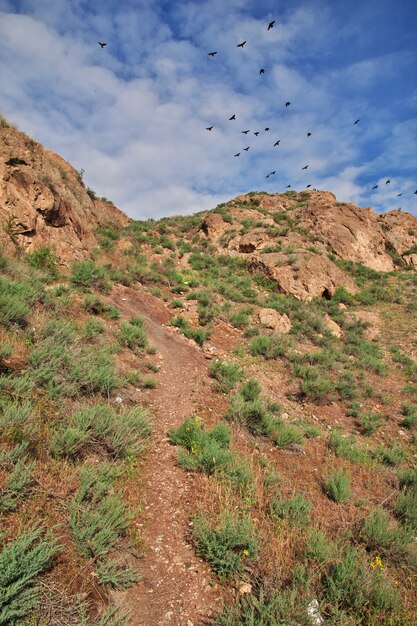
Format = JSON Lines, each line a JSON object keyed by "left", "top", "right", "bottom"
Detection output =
{"left": 265, "top": 127, "right": 270, "bottom": 132}
{"left": 306, "top": 184, "right": 312, "bottom": 188}
{"left": 268, "top": 20, "right": 275, "bottom": 30}
{"left": 372, "top": 185, "right": 378, "bottom": 190}
{"left": 270, "top": 170, "right": 276, "bottom": 175}
{"left": 307, "top": 132, "right": 312, "bottom": 137}
{"left": 98, "top": 42, "right": 107, "bottom": 48}
{"left": 243, "top": 146, "right": 250, "bottom": 151}
{"left": 237, "top": 41, "right": 246, "bottom": 48}
{"left": 285, "top": 102, "right": 291, "bottom": 107}
{"left": 397, "top": 193, "right": 402, "bottom": 197}
{"left": 353, "top": 119, "right": 360, "bottom": 125}
{"left": 414, "top": 190, "right": 417, "bottom": 195}
{"left": 265, "top": 173, "right": 270, "bottom": 179}
{"left": 302, "top": 165, "right": 309, "bottom": 170}
{"left": 260, "top": 68, "right": 265, "bottom": 75}
{"left": 274, "top": 140, "right": 280, "bottom": 146}
{"left": 242, "top": 130, "right": 250, "bottom": 134}
{"left": 234, "top": 153, "right": 240, "bottom": 157}
{"left": 229, "top": 114, "right": 236, "bottom": 120}
{"left": 386, "top": 180, "right": 391, "bottom": 184}
{"left": 254, "top": 132, "right": 260, "bottom": 136}
{"left": 286, "top": 185, "right": 291, "bottom": 188}
{"left": 208, "top": 51, "right": 218, "bottom": 57}
{"left": 206, "top": 126, "right": 213, "bottom": 131}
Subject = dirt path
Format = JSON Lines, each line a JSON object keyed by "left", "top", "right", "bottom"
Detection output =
{"left": 109, "top": 286, "right": 222, "bottom": 626}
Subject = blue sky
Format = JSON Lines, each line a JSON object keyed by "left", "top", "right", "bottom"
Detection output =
{"left": 0, "top": 0, "right": 416, "bottom": 218}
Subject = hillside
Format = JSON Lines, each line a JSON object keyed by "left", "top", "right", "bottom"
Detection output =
{"left": 0, "top": 122, "right": 417, "bottom": 626}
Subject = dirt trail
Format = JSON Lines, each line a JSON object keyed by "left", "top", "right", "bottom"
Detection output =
{"left": 109, "top": 285, "right": 222, "bottom": 626}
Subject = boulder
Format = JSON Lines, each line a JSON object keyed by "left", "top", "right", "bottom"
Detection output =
{"left": 201, "top": 213, "right": 227, "bottom": 241}
{"left": 323, "top": 314, "right": 343, "bottom": 339}
{"left": 258, "top": 308, "right": 292, "bottom": 333}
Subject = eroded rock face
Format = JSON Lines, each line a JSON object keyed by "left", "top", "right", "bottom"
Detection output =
{"left": 249, "top": 251, "right": 358, "bottom": 301}
{"left": 295, "top": 197, "right": 394, "bottom": 272}
{"left": 228, "top": 232, "right": 274, "bottom": 253}
{"left": 323, "top": 314, "right": 343, "bottom": 339}
{"left": 377, "top": 210, "right": 417, "bottom": 261}
{"left": 0, "top": 125, "right": 129, "bottom": 265}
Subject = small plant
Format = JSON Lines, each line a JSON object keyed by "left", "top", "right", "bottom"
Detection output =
{"left": 372, "top": 443, "right": 404, "bottom": 466}
{"left": 171, "top": 316, "right": 208, "bottom": 346}
{"left": 270, "top": 493, "right": 312, "bottom": 526}
{"left": 394, "top": 488, "right": 417, "bottom": 532}
{"left": 192, "top": 512, "right": 257, "bottom": 578}
{"left": 0, "top": 525, "right": 60, "bottom": 623}
{"left": 119, "top": 321, "right": 147, "bottom": 350}
{"left": 27, "top": 246, "right": 59, "bottom": 277}
{"left": 71, "top": 260, "right": 109, "bottom": 291}
{"left": 274, "top": 423, "right": 303, "bottom": 448}
{"left": 96, "top": 558, "right": 139, "bottom": 589}
{"left": 250, "top": 334, "right": 288, "bottom": 359}
{"left": 323, "top": 467, "right": 351, "bottom": 503}
{"left": 328, "top": 429, "right": 367, "bottom": 464}
{"left": 304, "top": 527, "right": 335, "bottom": 563}
{"left": 209, "top": 360, "right": 243, "bottom": 393}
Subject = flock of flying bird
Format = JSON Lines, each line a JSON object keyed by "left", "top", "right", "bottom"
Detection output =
{"left": 98, "top": 21, "right": 416, "bottom": 203}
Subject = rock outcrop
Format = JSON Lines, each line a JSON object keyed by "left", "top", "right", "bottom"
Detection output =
{"left": 249, "top": 251, "right": 359, "bottom": 301}
{"left": 294, "top": 194, "right": 394, "bottom": 272}
{"left": 378, "top": 210, "right": 417, "bottom": 266}
{"left": 257, "top": 308, "right": 292, "bottom": 333}
{"left": 0, "top": 124, "right": 129, "bottom": 265}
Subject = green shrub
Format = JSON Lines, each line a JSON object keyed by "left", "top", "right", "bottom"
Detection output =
{"left": 0, "top": 525, "right": 60, "bottom": 624}
{"left": 83, "top": 295, "right": 120, "bottom": 319}
{"left": 323, "top": 468, "right": 351, "bottom": 503}
{"left": 0, "top": 276, "right": 43, "bottom": 326}
{"left": 27, "top": 247, "right": 59, "bottom": 277}
{"left": 119, "top": 321, "right": 147, "bottom": 350}
{"left": 70, "top": 260, "right": 109, "bottom": 291}
{"left": 239, "top": 379, "right": 261, "bottom": 402}
{"left": 304, "top": 527, "right": 335, "bottom": 563}
{"left": 0, "top": 458, "right": 34, "bottom": 512}
{"left": 96, "top": 559, "right": 139, "bottom": 589}
{"left": 372, "top": 443, "right": 404, "bottom": 466}
{"left": 171, "top": 316, "right": 208, "bottom": 346}
{"left": 329, "top": 430, "right": 367, "bottom": 464}
{"left": 85, "top": 317, "right": 105, "bottom": 339}
{"left": 270, "top": 493, "right": 312, "bottom": 526}
{"left": 358, "top": 411, "right": 382, "bottom": 436}
{"left": 192, "top": 512, "right": 257, "bottom": 578}
{"left": 250, "top": 335, "right": 288, "bottom": 359}
{"left": 323, "top": 545, "right": 398, "bottom": 614}
{"left": 213, "top": 587, "right": 311, "bottom": 626}
{"left": 70, "top": 465, "right": 130, "bottom": 560}
{"left": 362, "top": 509, "right": 411, "bottom": 559}
{"left": 226, "top": 393, "right": 275, "bottom": 436}
{"left": 274, "top": 423, "right": 303, "bottom": 448}
{"left": 209, "top": 360, "right": 243, "bottom": 393}
{"left": 50, "top": 404, "right": 150, "bottom": 460}
{"left": 394, "top": 489, "right": 417, "bottom": 531}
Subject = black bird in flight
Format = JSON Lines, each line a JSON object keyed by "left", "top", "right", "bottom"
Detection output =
{"left": 208, "top": 51, "right": 218, "bottom": 56}
{"left": 260, "top": 68, "right": 265, "bottom": 75}
{"left": 268, "top": 20, "right": 275, "bottom": 30}
{"left": 353, "top": 119, "right": 360, "bottom": 125}
{"left": 254, "top": 132, "right": 260, "bottom": 136}
{"left": 229, "top": 114, "right": 236, "bottom": 120}
{"left": 98, "top": 42, "right": 107, "bottom": 48}
{"left": 234, "top": 153, "right": 240, "bottom": 157}
{"left": 237, "top": 41, "right": 246, "bottom": 48}
{"left": 302, "top": 165, "right": 309, "bottom": 170}
{"left": 242, "top": 130, "right": 250, "bottom": 134}
{"left": 243, "top": 146, "right": 250, "bottom": 151}
{"left": 372, "top": 185, "right": 378, "bottom": 189}
{"left": 274, "top": 140, "right": 280, "bottom": 146}
{"left": 206, "top": 126, "right": 213, "bottom": 131}
{"left": 386, "top": 180, "right": 391, "bottom": 184}
{"left": 397, "top": 193, "right": 403, "bottom": 197}
{"left": 287, "top": 185, "right": 291, "bottom": 188}
{"left": 306, "top": 184, "right": 312, "bottom": 188}
{"left": 270, "top": 170, "right": 276, "bottom": 175}
{"left": 265, "top": 127, "right": 270, "bottom": 132}
{"left": 414, "top": 190, "right": 417, "bottom": 194}
{"left": 265, "top": 171, "right": 276, "bottom": 178}
{"left": 307, "top": 132, "right": 312, "bottom": 137}
{"left": 285, "top": 101, "right": 291, "bottom": 107}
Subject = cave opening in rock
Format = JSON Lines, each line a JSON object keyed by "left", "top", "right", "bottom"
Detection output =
{"left": 321, "top": 288, "right": 332, "bottom": 300}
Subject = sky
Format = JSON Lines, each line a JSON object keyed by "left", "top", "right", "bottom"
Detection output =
{"left": 0, "top": 0, "right": 416, "bottom": 219}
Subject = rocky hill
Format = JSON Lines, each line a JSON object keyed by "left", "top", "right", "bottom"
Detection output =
{"left": 0, "top": 120, "right": 129, "bottom": 266}
{"left": 1, "top": 122, "right": 416, "bottom": 626}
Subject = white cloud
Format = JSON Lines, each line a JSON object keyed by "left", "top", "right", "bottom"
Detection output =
{"left": 0, "top": 2, "right": 416, "bottom": 219}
